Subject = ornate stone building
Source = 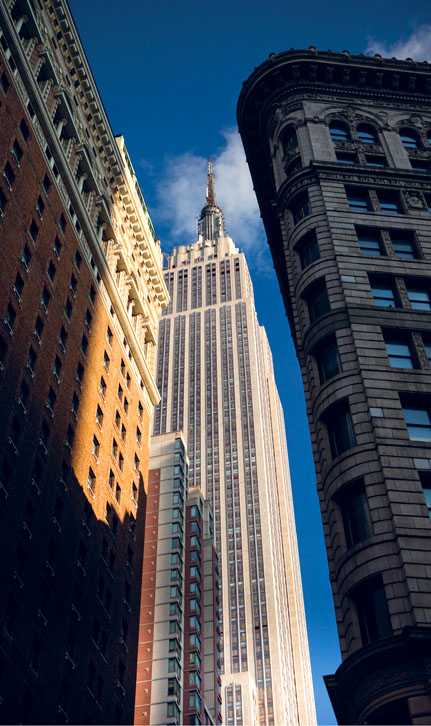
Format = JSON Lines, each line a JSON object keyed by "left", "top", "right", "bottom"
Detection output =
{"left": 151, "top": 164, "right": 316, "bottom": 726}
{"left": 238, "top": 49, "right": 431, "bottom": 724}
{"left": 0, "top": 0, "right": 167, "bottom": 722}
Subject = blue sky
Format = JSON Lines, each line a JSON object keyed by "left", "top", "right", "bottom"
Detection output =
{"left": 68, "top": 1, "right": 431, "bottom": 722}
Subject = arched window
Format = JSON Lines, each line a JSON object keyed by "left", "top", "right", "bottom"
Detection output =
{"left": 281, "top": 126, "right": 298, "bottom": 155}
{"left": 426, "top": 130, "right": 431, "bottom": 146}
{"left": 329, "top": 121, "right": 349, "bottom": 142}
{"left": 357, "top": 124, "right": 378, "bottom": 144}
{"left": 399, "top": 128, "right": 420, "bottom": 149}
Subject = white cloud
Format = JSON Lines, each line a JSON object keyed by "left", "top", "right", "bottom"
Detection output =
{"left": 151, "top": 129, "right": 270, "bottom": 272}
{"left": 365, "top": 24, "right": 431, "bottom": 62}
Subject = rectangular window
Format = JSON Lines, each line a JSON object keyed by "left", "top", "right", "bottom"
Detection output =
{"left": 406, "top": 284, "right": 431, "bottom": 311}
{"left": 419, "top": 472, "right": 431, "bottom": 518}
{"left": 36, "top": 196, "right": 45, "bottom": 219}
{"left": 403, "top": 406, "right": 431, "bottom": 441}
{"left": 390, "top": 232, "right": 417, "bottom": 259}
{"left": 43, "top": 174, "right": 51, "bottom": 195}
{"left": 385, "top": 337, "right": 414, "bottom": 368}
{"left": 21, "top": 244, "right": 32, "bottom": 269}
{"left": 307, "top": 280, "right": 330, "bottom": 324}
{"left": 365, "top": 155, "right": 386, "bottom": 168}
{"left": 70, "top": 273, "right": 77, "bottom": 295}
{"left": 371, "top": 280, "right": 396, "bottom": 308}
{"left": 14, "top": 272, "right": 24, "bottom": 299}
{"left": 346, "top": 188, "right": 370, "bottom": 210}
{"left": 0, "top": 186, "right": 7, "bottom": 214}
{"left": 19, "top": 119, "right": 29, "bottom": 142}
{"left": 96, "top": 405, "right": 103, "bottom": 426}
{"left": 291, "top": 194, "right": 310, "bottom": 225}
{"left": 377, "top": 191, "right": 401, "bottom": 214}
{"left": 48, "top": 260, "right": 57, "bottom": 282}
{"left": 326, "top": 401, "right": 356, "bottom": 459}
{"left": 299, "top": 234, "right": 320, "bottom": 269}
{"left": 355, "top": 578, "right": 391, "bottom": 645}
{"left": 336, "top": 152, "right": 357, "bottom": 164}
{"left": 410, "top": 159, "right": 430, "bottom": 173}
{"left": 41, "top": 286, "right": 51, "bottom": 311}
{"left": 357, "top": 228, "right": 383, "bottom": 256}
{"left": 340, "top": 480, "right": 374, "bottom": 549}
{"left": 87, "top": 468, "right": 96, "bottom": 493}
{"left": 4, "top": 161, "right": 15, "bottom": 189}
{"left": 0, "top": 71, "right": 10, "bottom": 93}
{"left": 12, "top": 140, "right": 23, "bottom": 165}
{"left": 316, "top": 337, "right": 341, "bottom": 383}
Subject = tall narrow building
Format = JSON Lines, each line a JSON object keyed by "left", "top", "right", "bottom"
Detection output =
{"left": 238, "top": 48, "right": 431, "bottom": 724}
{"left": 153, "top": 163, "right": 316, "bottom": 725}
{"left": 0, "top": 1, "right": 167, "bottom": 722}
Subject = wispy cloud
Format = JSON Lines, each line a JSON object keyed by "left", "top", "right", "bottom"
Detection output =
{"left": 150, "top": 129, "right": 270, "bottom": 273}
{"left": 365, "top": 24, "right": 431, "bottom": 62}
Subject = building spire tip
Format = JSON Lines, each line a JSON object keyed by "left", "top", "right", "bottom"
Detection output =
{"left": 206, "top": 156, "right": 215, "bottom": 205}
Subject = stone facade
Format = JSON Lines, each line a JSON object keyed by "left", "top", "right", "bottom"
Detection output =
{"left": 0, "top": 0, "right": 167, "bottom": 722}
{"left": 238, "top": 49, "right": 431, "bottom": 724}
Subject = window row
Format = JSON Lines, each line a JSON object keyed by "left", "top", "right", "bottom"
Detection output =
{"left": 289, "top": 187, "right": 431, "bottom": 229}
{"left": 329, "top": 120, "right": 431, "bottom": 151}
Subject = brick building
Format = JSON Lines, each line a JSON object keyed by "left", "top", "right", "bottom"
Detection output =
{"left": 238, "top": 49, "right": 431, "bottom": 724}
{"left": 0, "top": 0, "right": 167, "bottom": 722}
{"left": 134, "top": 433, "right": 221, "bottom": 726}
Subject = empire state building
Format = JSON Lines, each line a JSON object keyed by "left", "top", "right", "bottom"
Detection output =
{"left": 153, "top": 163, "right": 316, "bottom": 725}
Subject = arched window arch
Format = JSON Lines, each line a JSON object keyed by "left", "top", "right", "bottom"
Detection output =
{"left": 357, "top": 124, "right": 378, "bottom": 144}
{"left": 281, "top": 125, "right": 298, "bottom": 155}
{"left": 329, "top": 121, "right": 350, "bottom": 142}
{"left": 399, "top": 127, "right": 420, "bottom": 149}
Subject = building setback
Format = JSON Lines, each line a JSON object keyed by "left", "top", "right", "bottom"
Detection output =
{"left": 134, "top": 432, "right": 221, "bottom": 726}
{"left": 152, "top": 164, "right": 316, "bottom": 725}
{"left": 238, "top": 48, "right": 431, "bottom": 724}
{"left": 0, "top": 0, "right": 167, "bottom": 722}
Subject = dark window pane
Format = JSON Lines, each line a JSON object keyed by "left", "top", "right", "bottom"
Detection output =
{"left": 377, "top": 192, "right": 400, "bottom": 214}
{"left": 327, "top": 403, "right": 356, "bottom": 458}
{"left": 357, "top": 229, "right": 382, "bottom": 255}
{"left": 385, "top": 339, "right": 414, "bottom": 368}
{"left": 341, "top": 483, "right": 374, "bottom": 549}
{"left": 307, "top": 282, "right": 330, "bottom": 324}
{"left": 300, "top": 235, "right": 320, "bottom": 269}
{"left": 316, "top": 337, "right": 341, "bottom": 383}
{"left": 371, "top": 283, "right": 396, "bottom": 308}
{"left": 356, "top": 580, "right": 391, "bottom": 645}
{"left": 406, "top": 286, "right": 431, "bottom": 311}
{"left": 329, "top": 122, "right": 349, "bottom": 141}
{"left": 347, "top": 189, "right": 370, "bottom": 210}
{"left": 403, "top": 407, "right": 431, "bottom": 440}
{"left": 357, "top": 125, "right": 378, "bottom": 144}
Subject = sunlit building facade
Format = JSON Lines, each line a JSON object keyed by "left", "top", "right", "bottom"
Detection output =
{"left": 153, "top": 164, "right": 316, "bottom": 725}
{"left": 238, "top": 48, "right": 431, "bottom": 724}
{"left": 0, "top": 0, "right": 167, "bottom": 722}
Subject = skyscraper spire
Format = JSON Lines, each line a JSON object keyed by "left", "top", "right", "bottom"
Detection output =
{"left": 198, "top": 157, "right": 226, "bottom": 241}
{"left": 206, "top": 157, "right": 216, "bottom": 205}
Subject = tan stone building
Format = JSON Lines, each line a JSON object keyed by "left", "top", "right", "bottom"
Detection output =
{"left": 0, "top": 0, "right": 167, "bottom": 722}
{"left": 238, "top": 48, "right": 431, "bottom": 724}
{"left": 152, "top": 164, "right": 316, "bottom": 725}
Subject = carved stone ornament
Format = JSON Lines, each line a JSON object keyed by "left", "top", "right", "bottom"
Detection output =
{"left": 275, "top": 107, "right": 284, "bottom": 122}
{"left": 405, "top": 191, "right": 425, "bottom": 210}
{"left": 409, "top": 114, "right": 424, "bottom": 129}
{"left": 412, "top": 333, "right": 429, "bottom": 369}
